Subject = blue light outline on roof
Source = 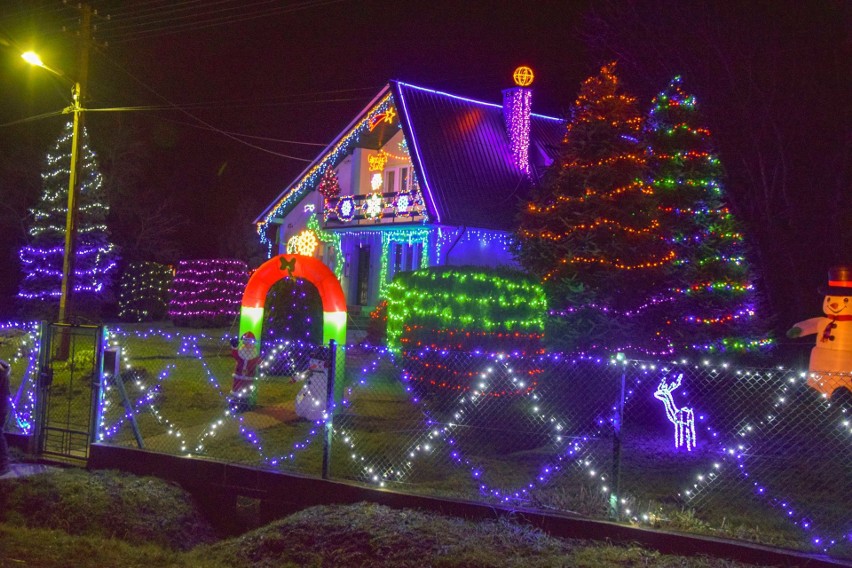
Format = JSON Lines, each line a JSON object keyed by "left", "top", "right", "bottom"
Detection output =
{"left": 396, "top": 83, "right": 442, "bottom": 223}
{"left": 395, "top": 81, "right": 563, "bottom": 122}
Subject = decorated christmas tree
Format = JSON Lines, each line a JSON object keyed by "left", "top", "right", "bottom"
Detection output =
{"left": 18, "top": 121, "right": 118, "bottom": 317}
{"left": 516, "top": 62, "right": 673, "bottom": 352}
{"left": 644, "top": 76, "right": 768, "bottom": 353}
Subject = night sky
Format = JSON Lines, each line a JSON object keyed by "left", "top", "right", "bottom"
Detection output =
{"left": 0, "top": 1, "right": 848, "bottom": 330}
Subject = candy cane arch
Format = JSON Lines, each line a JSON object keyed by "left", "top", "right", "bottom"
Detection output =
{"left": 239, "top": 254, "right": 347, "bottom": 348}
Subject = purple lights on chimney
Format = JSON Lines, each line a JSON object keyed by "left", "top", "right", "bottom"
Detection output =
{"left": 503, "top": 87, "right": 532, "bottom": 176}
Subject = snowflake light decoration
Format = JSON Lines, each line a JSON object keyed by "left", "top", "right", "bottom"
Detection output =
{"left": 286, "top": 229, "right": 319, "bottom": 256}
{"left": 337, "top": 196, "right": 356, "bottom": 222}
{"left": 363, "top": 193, "right": 384, "bottom": 220}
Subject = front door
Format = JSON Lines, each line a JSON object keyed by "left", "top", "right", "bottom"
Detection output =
{"left": 356, "top": 245, "right": 371, "bottom": 306}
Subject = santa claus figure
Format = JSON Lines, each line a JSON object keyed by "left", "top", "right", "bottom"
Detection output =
{"left": 787, "top": 265, "right": 852, "bottom": 397}
{"left": 230, "top": 331, "right": 261, "bottom": 412}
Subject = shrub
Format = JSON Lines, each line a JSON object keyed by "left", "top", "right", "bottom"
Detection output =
{"left": 168, "top": 259, "right": 248, "bottom": 327}
{"left": 118, "top": 261, "right": 173, "bottom": 322}
{"left": 385, "top": 266, "right": 546, "bottom": 354}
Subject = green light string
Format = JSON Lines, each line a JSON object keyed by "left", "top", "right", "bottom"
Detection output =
{"left": 305, "top": 213, "right": 343, "bottom": 280}
{"left": 378, "top": 228, "right": 433, "bottom": 300}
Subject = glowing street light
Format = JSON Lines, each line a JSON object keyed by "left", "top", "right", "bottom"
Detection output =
{"left": 22, "top": 50, "right": 83, "bottom": 324}
{"left": 21, "top": 50, "right": 44, "bottom": 67}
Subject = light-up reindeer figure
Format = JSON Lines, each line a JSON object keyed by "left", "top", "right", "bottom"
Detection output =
{"left": 654, "top": 374, "right": 696, "bottom": 452}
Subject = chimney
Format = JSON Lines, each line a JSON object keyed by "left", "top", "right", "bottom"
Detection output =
{"left": 503, "top": 66, "right": 534, "bottom": 177}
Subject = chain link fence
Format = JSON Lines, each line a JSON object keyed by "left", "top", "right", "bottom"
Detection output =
{"left": 63, "top": 326, "right": 851, "bottom": 557}
{"left": 100, "top": 328, "right": 334, "bottom": 475}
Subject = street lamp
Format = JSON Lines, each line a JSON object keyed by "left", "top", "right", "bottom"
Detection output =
{"left": 22, "top": 51, "right": 82, "bottom": 324}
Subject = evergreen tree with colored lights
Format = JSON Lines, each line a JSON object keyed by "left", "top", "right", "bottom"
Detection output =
{"left": 18, "top": 121, "right": 118, "bottom": 317}
{"left": 516, "top": 62, "right": 672, "bottom": 352}
{"left": 643, "top": 76, "right": 767, "bottom": 353}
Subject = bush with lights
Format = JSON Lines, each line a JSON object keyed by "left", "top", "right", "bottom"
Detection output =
{"left": 117, "top": 261, "right": 173, "bottom": 322}
{"left": 168, "top": 259, "right": 248, "bottom": 327}
{"left": 18, "top": 121, "right": 119, "bottom": 318}
{"left": 516, "top": 62, "right": 671, "bottom": 354}
{"left": 385, "top": 266, "right": 546, "bottom": 354}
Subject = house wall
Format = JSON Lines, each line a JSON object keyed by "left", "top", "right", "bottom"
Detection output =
{"left": 338, "top": 231, "right": 383, "bottom": 309}
{"left": 276, "top": 191, "right": 324, "bottom": 251}
{"left": 435, "top": 227, "right": 519, "bottom": 269}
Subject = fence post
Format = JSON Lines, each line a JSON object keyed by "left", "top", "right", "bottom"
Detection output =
{"left": 321, "top": 339, "right": 337, "bottom": 480}
{"left": 89, "top": 325, "right": 107, "bottom": 445}
{"left": 31, "top": 321, "right": 52, "bottom": 454}
{"left": 610, "top": 354, "right": 627, "bottom": 520}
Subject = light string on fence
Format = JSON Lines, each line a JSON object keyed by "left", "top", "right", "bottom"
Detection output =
{"left": 102, "top": 328, "right": 324, "bottom": 466}
{"left": 335, "top": 347, "right": 622, "bottom": 503}
{"left": 0, "top": 320, "right": 40, "bottom": 433}
{"left": 337, "top": 347, "right": 849, "bottom": 553}
{"left": 194, "top": 339, "right": 324, "bottom": 464}
{"left": 23, "top": 322, "right": 847, "bottom": 554}
{"left": 672, "top": 362, "right": 851, "bottom": 553}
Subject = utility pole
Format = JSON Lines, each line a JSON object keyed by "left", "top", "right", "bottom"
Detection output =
{"left": 57, "top": 3, "right": 93, "bottom": 325}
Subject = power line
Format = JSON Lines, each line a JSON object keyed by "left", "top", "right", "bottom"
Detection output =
{"left": 156, "top": 116, "right": 328, "bottom": 146}
{"left": 91, "top": 44, "right": 314, "bottom": 162}
{"left": 99, "top": 0, "right": 344, "bottom": 44}
{"left": 0, "top": 109, "right": 66, "bottom": 128}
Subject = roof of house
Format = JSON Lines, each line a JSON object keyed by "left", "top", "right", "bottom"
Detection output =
{"left": 256, "top": 80, "right": 566, "bottom": 232}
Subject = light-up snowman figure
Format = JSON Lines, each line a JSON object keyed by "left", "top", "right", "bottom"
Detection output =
{"left": 295, "top": 357, "right": 328, "bottom": 422}
{"left": 787, "top": 266, "right": 852, "bottom": 397}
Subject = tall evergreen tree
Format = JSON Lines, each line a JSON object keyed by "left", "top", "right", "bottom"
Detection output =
{"left": 644, "top": 76, "right": 767, "bottom": 353}
{"left": 516, "top": 62, "right": 673, "bottom": 352}
{"left": 18, "top": 121, "right": 118, "bottom": 317}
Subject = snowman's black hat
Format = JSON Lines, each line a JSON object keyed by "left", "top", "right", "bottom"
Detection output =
{"left": 820, "top": 265, "right": 852, "bottom": 296}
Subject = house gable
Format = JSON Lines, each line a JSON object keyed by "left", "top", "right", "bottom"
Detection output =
{"left": 254, "top": 86, "right": 405, "bottom": 244}
{"left": 256, "top": 80, "right": 566, "bottom": 244}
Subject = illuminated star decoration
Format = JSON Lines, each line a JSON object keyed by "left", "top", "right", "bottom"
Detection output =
{"left": 369, "top": 107, "right": 397, "bottom": 131}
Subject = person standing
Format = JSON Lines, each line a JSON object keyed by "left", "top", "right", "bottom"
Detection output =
{"left": 0, "top": 359, "right": 11, "bottom": 477}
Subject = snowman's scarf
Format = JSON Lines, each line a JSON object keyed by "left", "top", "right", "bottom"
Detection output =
{"left": 821, "top": 315, "right": 852, "bottom": 342}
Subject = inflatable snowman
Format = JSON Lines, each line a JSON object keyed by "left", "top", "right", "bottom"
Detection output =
{"left": 295, "top": 357, "right": 329, "bottom": 421}
{"left": 787, "top": 265, "right": 852, "bottom": 397}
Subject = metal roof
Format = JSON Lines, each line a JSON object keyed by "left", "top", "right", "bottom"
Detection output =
{"left": 393, "top": 81, "right": 564, "bottom": 230}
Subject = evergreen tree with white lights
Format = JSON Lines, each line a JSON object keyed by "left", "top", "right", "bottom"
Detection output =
{"left": 644, "top": 76, "right": 767, "bottom": 353}
{"left": 516, "top": 62, "right": 672, "bottom": 352}
{"left": 18, "top": 121, "right": 118, "bottom": 317}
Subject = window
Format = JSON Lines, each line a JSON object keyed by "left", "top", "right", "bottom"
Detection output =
{"left": 394, "top": 243, "right": 403, "bottom": 273}
{"left": 384, "top": 166, "right": 411, "bottom": 193}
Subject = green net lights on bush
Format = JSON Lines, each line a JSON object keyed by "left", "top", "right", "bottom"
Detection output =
{"left": 385, "top": 267, "right": 546, "bottom": 354}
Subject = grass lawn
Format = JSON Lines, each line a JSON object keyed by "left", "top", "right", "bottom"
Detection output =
{"left": 0, "top": 468, "right": 773, "bottom": 568}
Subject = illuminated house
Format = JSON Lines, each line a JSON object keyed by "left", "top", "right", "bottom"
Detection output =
{"left": 255, "top": 72, "right": 564, "bottom": 311}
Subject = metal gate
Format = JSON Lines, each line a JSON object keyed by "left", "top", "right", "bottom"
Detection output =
{"left": 35, "top": 323, "right": 106, "bottom": 463}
